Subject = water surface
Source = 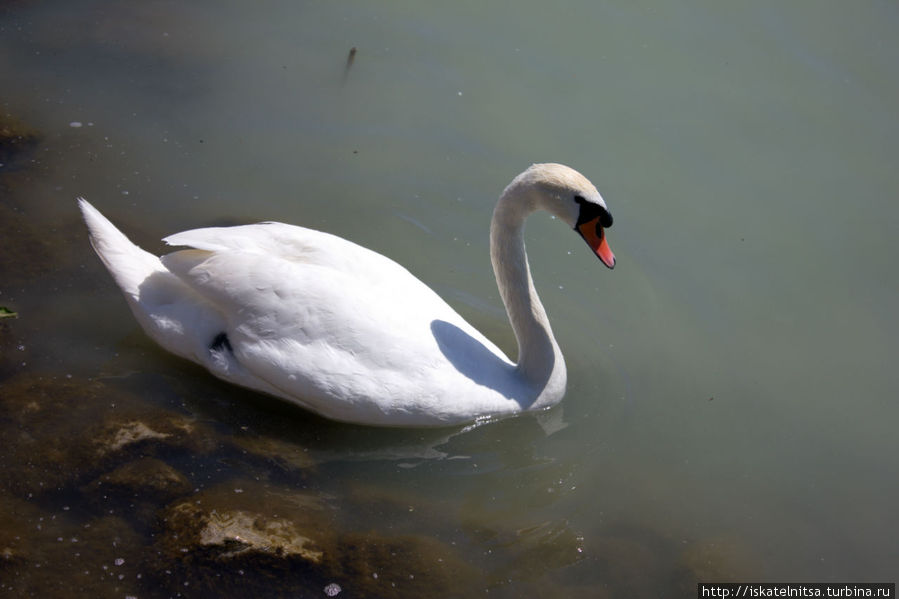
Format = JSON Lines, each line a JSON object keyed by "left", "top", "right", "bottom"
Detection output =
{"left": 1, "top": 1, "right": 897, "bottom": 596}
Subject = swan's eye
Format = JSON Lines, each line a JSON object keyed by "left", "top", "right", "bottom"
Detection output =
{"left": 575, "top": 197, "right": 613, "bottom": 229}
{"left": 599, "top": 207, "right": 613, "bottom": 228}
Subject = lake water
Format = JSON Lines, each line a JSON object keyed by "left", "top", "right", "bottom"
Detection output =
{"left": 1, "top": 1, "right": 897, "bottom": 596}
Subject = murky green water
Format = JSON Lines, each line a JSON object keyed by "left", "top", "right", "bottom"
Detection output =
{"left": 2, "top": 1, "right": 897, "bottom": 596}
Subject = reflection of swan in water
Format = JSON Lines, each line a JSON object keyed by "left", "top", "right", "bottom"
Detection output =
{"left": 235, "top": 400, "right": 573, "bottom": 469}
{"left": 78, "top": 163, "right": 614, "bottom": 427}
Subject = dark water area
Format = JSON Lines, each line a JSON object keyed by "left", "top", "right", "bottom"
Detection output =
{"left": 2, "top": 1, "right": 898, "bottom": 597}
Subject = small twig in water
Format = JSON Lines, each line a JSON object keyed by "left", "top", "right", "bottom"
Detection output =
{"left": 342, "top": 47, "right": 357, "bottom": 84}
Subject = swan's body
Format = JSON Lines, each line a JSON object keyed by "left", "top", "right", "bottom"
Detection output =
{"left": 79, "top": 163, "right": 615, "bottom": 427}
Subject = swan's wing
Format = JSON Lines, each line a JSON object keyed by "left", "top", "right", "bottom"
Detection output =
{"left": 163, "top": 222, "right": 404, "bottom": 283}
{"left": 160, "top": 246, "right": 462, "bottom": 362}
{"left": 160, "top": 245, "right": 512, "bottom": 423}
{"left": 163, "top": 222, "right": 321, "bottom": 252}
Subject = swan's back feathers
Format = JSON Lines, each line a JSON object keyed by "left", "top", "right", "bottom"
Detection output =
{"left": 163, "top": 222, "right": 406, "bottom": 283}
{"left": 158, "top": 239, "right": 516, "bottom": 424}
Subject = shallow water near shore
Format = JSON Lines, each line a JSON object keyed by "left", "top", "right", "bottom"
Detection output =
{"left": 2, "top": 1, "right": 898, "bottom": 596}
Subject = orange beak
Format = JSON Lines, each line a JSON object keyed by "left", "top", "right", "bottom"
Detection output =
{"left": 577, "top": 217, "right": 616, "bottom": 269}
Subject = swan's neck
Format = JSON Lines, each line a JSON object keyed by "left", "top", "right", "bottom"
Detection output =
{"left": 490, "top": 187, "right": 566, "bottom": 404}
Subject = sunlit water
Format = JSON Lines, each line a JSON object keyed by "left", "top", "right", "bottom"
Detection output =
{"left": 1, "top": 1, "right": 897, "bottom": 596}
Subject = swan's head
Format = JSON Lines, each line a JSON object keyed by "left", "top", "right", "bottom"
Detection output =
{"left": 508, "top": 163, "right": 616, "bottom": 269}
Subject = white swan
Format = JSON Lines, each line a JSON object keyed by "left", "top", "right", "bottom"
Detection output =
{"left": 78, "top": 163, "right": 615, "bottom": 427}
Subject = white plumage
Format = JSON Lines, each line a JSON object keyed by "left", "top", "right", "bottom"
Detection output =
{"left": 79, "top": 163, "right": 615, "bottom": 427}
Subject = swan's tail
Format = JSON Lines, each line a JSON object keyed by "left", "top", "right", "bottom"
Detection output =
{"left": 76, "top": 198, "right": 273, "bottom": 394}
{"left": 77, "top": 197, "right": 226, "bottom": 364}
{"left": 77, "top": 198, "right": 167, "bottom": 300}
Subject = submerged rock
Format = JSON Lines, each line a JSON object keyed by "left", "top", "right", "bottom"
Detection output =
{"left": 149, "top": 479, "right": 480, "bottom": 598}
{"left": 81, "top": 457, "right": 192, "bottom": 526}
{"left": 94, "top": 411, "right": 216, "bottom": 457}
{"left": 0, "top": 373, "right": 217, "bottom": 497}
{"left": 149, "top": 480, "right": 334, "bottom": 596}
{"left": 229, "top": 432, "right": 319, "bottom": 473}
{"left": 169, "top": 502, "right": 324, "bottom": 561}
{"left": 328, "top": 531, "right": 479, "bottom": 599}
{"left": 86, "top": 457, "right": 191, "bottom": 501}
